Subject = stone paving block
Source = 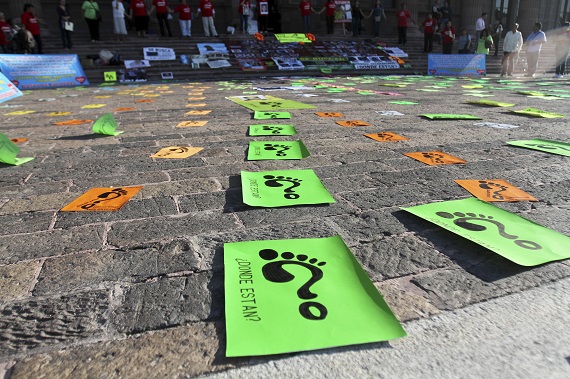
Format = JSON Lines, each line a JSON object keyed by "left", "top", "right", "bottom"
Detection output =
{"left": 55, "top": 196, "right": 178, "bottom": 229}
{"left": 525, "top": 180, "right": 570, "bottom": 206}
{"left": 139, "top": 178, "right": 222, "bottom": 198}
{"left": 513, "top": 202, "right": 570, "bottom": 235}
{"left": 376, "top": 278, "right": 440, "bottom": 322}
{"left": 0, "top": 226, "right": 104, "bottom": 264}
{"left": 0, "top": 261, "right": 40, "bottom": 303}
{"left": 178, "top": 191, "right": 232, "bottom": 213}
{"left": 313, "top": 161, "right": 392, "bottom": 179}
{"left": 112, "top": 271, "right": 222, "bottom": 334}
{"left": 1, "top": 181, "right": 70, "bottom": 198}
{"left": 33, "top": 240, "right": 201, "bottom": 296}
{"left": 167, "top": 163, "right": 249, "bottom": 181}
{"left": 10, "top": 322, "right": 241, "bottom": 379}
{"left": 107, "top": 211, "right": 241, "bottom": 247}
{"left": 320, "top": 174, "right": 381, "bottom": 193}
{"left": 0, "top": 193, "right": 79, "bottom": 215}
{"left": 353, "top": 236, "right": 454, "bottom": 281}
{"left": 70, "top": 171, "right": 170, "bottom": 191}
{"left": 0, "top": 211, "right": 54, "bottom": 236}
{"left": 0, "top": 290, "right": 109, "bottom": 355}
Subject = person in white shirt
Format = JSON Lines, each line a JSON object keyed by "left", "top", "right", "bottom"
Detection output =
{"left": 524, "top": 22, "right": 547, "bottom": 77}
{"left": 501, "top": 23, "right": 524, "bottom": 76}
{"left": 112, "top": 0, "right": 129, "bottom": 41}
{"left": 475, "top": 12, "right": 487, "bottom": 50}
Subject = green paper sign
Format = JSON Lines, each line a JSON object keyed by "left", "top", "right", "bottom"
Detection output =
{"left": 247, "top": 140, "right": 310, "bottom": 160}
{"left": 248, "top": 124, "right": 297, "bottom": 136}
{"left": 227, "top": 95, "right": 316, "bottom": 111}
{"left": 0, "top": 133, "right": 34, "bottom": 166}
{"left": 421, "top": 114, "right": 482, "bottom": 120}
{"left": 509, "top": 108, "right": 564, "bottom": 118}
{"left": 254, "top": 111, "right": 291, "bottom": 120}
{"left": 466, "top": 100, "right": 514, "bottom": 107}
{"left": 224, "top": 236, "right": 407, "bottom": 357}
{"left": 241, "top": 169, "right": 335, "bottom": 207}
{"left": 92, "top": 113, "right": 123, "bottom": 136}
{"left": 402, "top": 197, "right": 570, "bottom": 266}
{"left": 507, "top": 139, "right": 570, "bottom": 156}
{"left": 274, "top": 33, "right": 312, "bottom": 43}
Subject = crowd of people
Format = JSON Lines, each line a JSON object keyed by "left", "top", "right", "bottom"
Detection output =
{"left": 0, "top": 1, "right": 568, "bottom": 78}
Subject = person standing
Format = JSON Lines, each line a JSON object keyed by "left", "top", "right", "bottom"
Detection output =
{"left": 524, "top": 22, "right": 546, "bottom": 77}
{"left": 554, "top": 22, "right": 570, "bottom": 78}
{"left": 475, "top": 12, "right": 487, "bottom": 50}
{"left": 492, "top": 20, "right": 503, "bottom": 57}
{"left": 441, "top": 20, "right": 455, "bottom": 54}
{"left": 239, "top": 0, "right": 251, "bottom": 35}
{"left": 0, "top": 13, "right": 11, "bottom": 53}
{"left": 396, "top": 3, "right": 416, "bottom": 46}
{"left": 257, "top": 0, "right": 269, "bottom": 34}
{"left": 421, "top": 13, "right": 436, "bottom": 53}
{"left": 57, "top": 0, "right": 72, "bottom": 49}
{"left": 501, "top": 23, "right": 523, "bottom": 76}
{"left": 476, "top": 28, "right": 493, "bottom": 55}
{"left": 21, "top": 3, "right": 42, "bottom": 53}
{"left": 369, "top": 0, "right": 386, "bottom": 38}
{"left": 457, "top": 28, "right": 472, "bottom": 53}
{"left": 82, "top": 0, "right": 100, "bottom": 42}
{"left": 318, "top": 0, "right": 336, "bottom": 35}
{"left": 431, "top": 0, "right": 441, "bottom": 28}
{"left": 174, "top": 0, "right": 192, "bottom": 37}
{"left": 197, "top": 0, "right": 218, "bottom": 37}
{"left": 439, "top": 1, "right": 451, "bottom": 30}
{"left": 112, "top": 0, "right": 128, "bottom": 42}
{"left": 299, "top": 0, "right": 313, "bottom": 33}
{"left": 351, "top": 0, "right": 365, "bottom": 37}
{"left": 149, "top": 0, "right": 173, "bottom": 37}
{"left": 130, "top": 0, "right": 149, "bottom": 38}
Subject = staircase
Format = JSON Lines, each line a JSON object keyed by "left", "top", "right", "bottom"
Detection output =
{"left": 38, "top": 27, "right": 560, "bottom": 84}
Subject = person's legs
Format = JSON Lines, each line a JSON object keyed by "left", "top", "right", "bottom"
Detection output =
{"left": 501, "top": 52, "right": 510, "bottom": 75}
{"left": 507, "top": 53, "right": 515, "bottom": 75}
{"left": 352, "top": 17, "right": 358, "bottom": 37}
{"left": 303, "top": 15, "right": 311, "bottom": 33}
{"left": 327, "top": 16, "right": 334, "bottom": 34}
{"left": 157, "top": 13, "right": 166, "bottom": 36}
{"left": 423, "top": 33, "right": 428, "bottom": 52}
{"left": 493, "top": 37, "right": 499, "bottom": 56}
{"left": 207, "top": 17, "right": 218, "bottom": 37}
{"left": 526, "top": 52, "right": 538, "bottom": 75}
{"left": 60, "top": 27, "right": 67, "bottom": 48}
{"left": 428, "top": 33, "right": 433, "bottom": 52}
{"left": 33, "top": 34, "right": 42, "bottom": 53}
{"left": 202, "top": 16, "right": 210, "bottom": 36}
{"left": 65, "top": 29, "right": 72, "bottom": 48}
{"left": 402, "top": 26, "right": 408, "bottom": 45}
{"left": 86, "top": 18, "right": 97, "bottom": 41}
{"left": 164, "top": 16, "right": 172, "bottom": 36}
{"left": 398, "top": 26, "right": 404, "bottom": 44}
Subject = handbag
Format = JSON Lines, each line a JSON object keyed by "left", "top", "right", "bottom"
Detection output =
{"left": 95, "top": 9, "right": 102, "bottom": 22}
{"left": 64, "top": 21, "right": 74, "bottom": 31}
{"left": 485, "top": 39, "right": 493, "bottom": 49}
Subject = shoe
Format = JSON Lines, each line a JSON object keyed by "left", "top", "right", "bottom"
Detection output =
{"left": 214, "top": 35, "right": 219, "bottom": 37}
{"left": 507, "top": 74, "right": 513, "bottom": 76}
{"left": 553, "top": 74, "right": 562, "bottom": 78}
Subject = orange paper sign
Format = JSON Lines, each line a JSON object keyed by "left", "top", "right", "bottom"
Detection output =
{"left": 53, "top": 119, "right": 93, "bottom": 126}
{"left": 454, "top": 179, "right": 538, "bottom": 202}
{"left": 185, "top": 103, "right": 207, "bottom": 107}
{"left": 336, "top": 120, "right": 371, "bottom": 127}
{"left": 184, "top": 110, "right": 212, "bottom": 116}
{"left": 364, "top": 132, "right": 409, "bottom": 142}
{"left": 10, "top": 138, "right": 29, "bottom": 144}
{"left": 404, "top": 151, "right": 467, "bottom": 165}
{"left": 61, "top": 186, "right": 143, "bottom": 211}
{"left": 187, "top": 97, "right": 206, "bottom": 101}
{"left": 315, "top": 112, "right": 344, "bottom": 118}
{"left": 150, "top": 146, "right": 204, "bottom": 158}
{"left": 135, "top": 99, "right": 154, "bottom": 103}
{"left": 113, "top": 107, "right": 136, "bottom": 112}
{"left": 176, "top": 121, "right": 208, "bottom": 127}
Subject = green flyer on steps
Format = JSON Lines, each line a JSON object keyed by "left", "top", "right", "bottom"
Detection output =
{"left": 92, "top": 113, "right": 124, "bottom": 136}
{"left": 247, "top": 140, "right": 310, "bottom": 160}
{"left": 402, "top": 197, "right": 570, "bottom": 266}
{"left": 224, "top": 235, "right": 407, "bottom": 357}
{"left": 241, "top": 169, "right": 335, "bottom": 207}
{"left": 248, "top": 124, "right": 297, "bottom": 136}
{"left": 507, "top": 139, "right": 570, "bottom": 157}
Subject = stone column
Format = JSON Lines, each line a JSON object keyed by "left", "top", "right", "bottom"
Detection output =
{"left": 516, "top": 0, "right": 542, "bottom": 36}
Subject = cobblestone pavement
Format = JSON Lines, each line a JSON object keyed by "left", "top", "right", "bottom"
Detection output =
{"left": 1, "top": 75, "right": 569, "bottom": 378}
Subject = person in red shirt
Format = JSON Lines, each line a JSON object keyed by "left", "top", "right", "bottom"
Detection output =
{"left": 441, "top": 20, "right": 455, "bottom": 54}
{"left": 0, "top": 12, "right": 12, "bottom": 53}
{"left": 299, "top": 0, "right": 315, "bottom": 33}
{"left": 257, "top": 1, "right": 269, "bottom": 34}
{"left": 197, "top": 0, "right": 218, "bottom": 37}
{"left": 21, "top": 4, "right": 42, "bottom": 53}
{"left": 149, "top": 0, "right": 172, "bottom": 37}
{"left": 396, "top": 2, "right": 416, "bottom": 46}
{"left": 130, "top": 0, "right": 149, "bottom": 37}
{"left": 422, "top": 13, "right": 436, "bottom": 53}
{"left": 174, "top": 0, "right": 192, "bottom": 37}
{"left": 239, "top": 0, "right": 251, "bottom": 35}
{"left": 316, "top": 0, "right": 336, "bottom": 35}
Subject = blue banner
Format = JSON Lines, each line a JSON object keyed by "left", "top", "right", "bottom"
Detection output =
{"left": 0, "top": 54, "right": 89, "bottom": 89}
{"left": 427, "top": 54, "right": 486, "bottom": 76}
{"left": 0, "top": 71, "right": 22, "bottom": 103}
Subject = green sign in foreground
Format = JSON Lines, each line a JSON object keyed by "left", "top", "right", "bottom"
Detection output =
{"left": 0, "top": 133, "right": 34, "bottom": 165}
{"left": 507, "top": 139, "right": 570, "bottom": 157}
{"left": 248, "top": 124, "right": 297, "bottom": 136}
{"left": 224, "top": 235, "right": 407, "bottom": 357}
{"left": 402, "top": 197, "right": 570, "bottom": 266}
{"left": 247, "top": 140, "right": 310, "bottom": 160}
{"left": 92, "top": 113, "right": 123, "bottom": 136}
{"left": 254, "top": 111, "right": 291, "bottom": 120}
{"left": 241, "top": 169, "right": 335, "bottom": 207}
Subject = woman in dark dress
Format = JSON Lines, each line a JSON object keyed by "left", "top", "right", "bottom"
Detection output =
{"left": 57, "top": 0, "right": 72, "bottom": 49}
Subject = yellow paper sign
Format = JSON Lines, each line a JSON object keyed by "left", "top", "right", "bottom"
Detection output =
{"left": 404, "top": 151, "right": 466, "bottom": 166}
{"left": 185, "top": 103, "right": 207, "bottom": 107}
{"left": 188, "top": 92, "right": 204, "bottom": 96}
{"left": 315, "top": 112, "right": 344, "bottom": 118}
{"left": 364, "top": 132, "right": 409, "bottom": 142}
{"left": 176, "top": 121, "right": 208, "bottom": 127}
{"left": 150, "top": 146, "right": 204, "bottom": 158}
{"left": 81, "top": 104, "right": 106, "bottom": 109}
{"left": 104, "top": 71, "right": 117, "bottom": 81}
{"left": 94, "top": 96, "right": 111, "bottom": 99}
{"left": 336, "top": 120, "right": 371, "bottom": 127}
{"left": 48, "top": 112, "right": 72, "bottom": 116}
{"left": 454, "top": 179, "right": 538, "bottom": 202}
{"left": 53, "top": 119, "right": 93, "bottom": 126}
{"left": 187, "top": 97, "right": 206, "bottom": 101}
{"left": 61, "top": 186, "right": 143, "bottom": 211}
{"left": 184, "top": 110, "right": 212, "bottom": 116}
{"left": 5, "top": 110, "right": 36, "bottom": 115}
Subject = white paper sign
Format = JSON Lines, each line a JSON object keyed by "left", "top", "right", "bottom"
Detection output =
{"left": 143, "top": 47, "right": 176, "bottom": 61}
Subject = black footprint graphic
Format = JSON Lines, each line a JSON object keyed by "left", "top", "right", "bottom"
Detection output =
{"left": 263, "top": 175, "right": 302, "bottom": 200}
{"left": 377, "top": 133, "right": 394, "bottom": 141}
{"left": 478, "top": 180, "right": 509, "bottom": 200}
{"left": 435, "top": 211, "right": 541, "bottom": 250}
{"left": 81, "top": 188, "right": 128, "bottom": 210}
{"left": 259, "top": 248, "right": 328, "bottom": 320}
{"left": 262, "top": 125, "right": 284, "bottom": 134}
{"left": 264, "top": 143, "right": 291, "bottom": 156}
{"left": 422, "top": 152, "right": 446, "bottom": 164}
{"left": 527, "top": 144, "right": 570, "bottom": 152}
